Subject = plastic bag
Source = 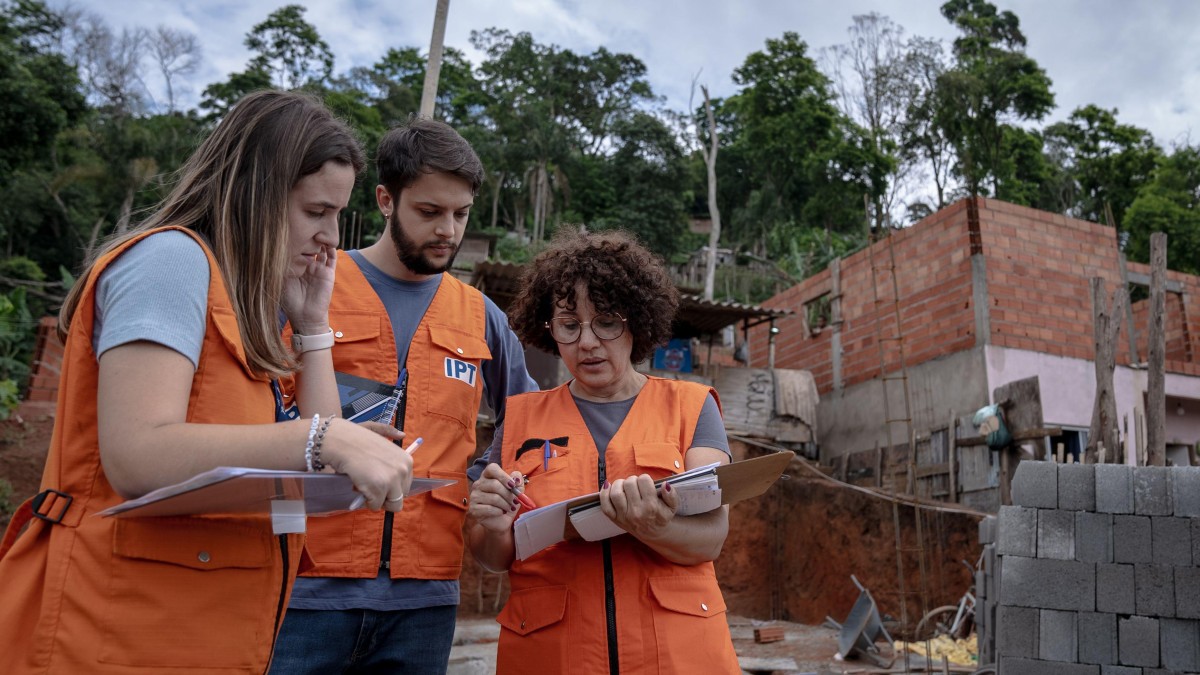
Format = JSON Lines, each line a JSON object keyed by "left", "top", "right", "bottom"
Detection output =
{"left": 972, "top": 404, "right": 1012, "bottom": 449}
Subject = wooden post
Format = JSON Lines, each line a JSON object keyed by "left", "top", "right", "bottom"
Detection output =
{"left": 948, "top": 414, "right": 958, "bottom": 504}
{"left": 1147, "top": 232, "right": 1167, "bottom": 466}
{"left": 1088, "top": 278, "right": 1125, "bottom": 464}
{"left": 874, "top": 442, "right": 883, "bottom": 488}
{"left": 1056, "top": 443, "right": 1065, "bottom": 464}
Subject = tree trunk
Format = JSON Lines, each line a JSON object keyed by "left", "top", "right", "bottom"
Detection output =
{"left": 489, "top": 171, "right": 504, "bottom": 231}
{"left": 419, "top": 0, "right": 451, "bottom": 118}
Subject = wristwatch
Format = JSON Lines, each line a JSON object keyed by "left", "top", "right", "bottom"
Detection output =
{"left": 290, "top": 329, "right": 335, "bottom": 354}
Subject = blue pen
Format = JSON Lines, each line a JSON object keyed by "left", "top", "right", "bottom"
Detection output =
{"left": 543, "top": 439, "right": 551, "bottom": 471}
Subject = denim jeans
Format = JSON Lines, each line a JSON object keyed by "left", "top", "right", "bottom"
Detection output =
{"left": 268, "top": 605, "right": 457, "bottom": 675}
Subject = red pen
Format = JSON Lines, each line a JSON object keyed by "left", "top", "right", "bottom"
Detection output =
{"left": 508, "top": 473, "right": 537, "bottom": 510}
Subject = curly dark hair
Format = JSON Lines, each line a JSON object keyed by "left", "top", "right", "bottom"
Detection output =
{"left": 509, "top": 229, "right": 679, "bottom": 363}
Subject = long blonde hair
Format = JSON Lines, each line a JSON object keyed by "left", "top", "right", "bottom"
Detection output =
{"left": 59, "top": 90, "right": 365, "bottom": 377}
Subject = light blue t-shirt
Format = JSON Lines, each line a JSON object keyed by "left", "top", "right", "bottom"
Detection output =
{"left": 286, "top": 250, "right": 539, "bottom": 612}
{"left": 93, "top": 230, "right": 209, "bottom": 364}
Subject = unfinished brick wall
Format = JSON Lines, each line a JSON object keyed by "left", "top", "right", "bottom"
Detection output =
{"left": 20, "top": 317, "right": 63, "bottom": 418}
{"left": 753, "top": 197, "right": 1200, "bottom": 393}
{"left": 1128, "top": 262, "right": 1200, "bottom": 375}
{"left": 993, "top": 460, "right": 1200, "bottom": 673}
{"left": 752, "top": 200, "right": 977, "bottom": 392}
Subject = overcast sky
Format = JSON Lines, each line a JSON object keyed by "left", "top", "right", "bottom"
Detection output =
{"left": 66, "top": 0, "right": 1200, "bottom": 148}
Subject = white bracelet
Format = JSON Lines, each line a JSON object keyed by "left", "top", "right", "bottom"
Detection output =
{"left": 304, "top": 414, "right": 321, "bottom": 472}
{"left": 291, "top": 329, "right": 335, "bottom": 354}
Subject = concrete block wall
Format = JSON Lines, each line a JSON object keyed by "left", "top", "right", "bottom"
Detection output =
{"left": 995, "top": 460, "right": 1200, "bottom": 674}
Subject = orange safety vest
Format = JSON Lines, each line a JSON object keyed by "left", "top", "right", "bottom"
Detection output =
{"left": 0, "top": 227, "right": 305, "bottom": 674}
{"left": 495, "top": 378, "right": 740, "bottom": 675}
{"left": 298, "top": 251, "right": 486, "bottom": 579}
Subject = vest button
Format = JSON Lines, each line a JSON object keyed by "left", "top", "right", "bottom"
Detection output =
{"left": 521, "top": 620, "right": 526, "bottom": 629}
{"left": 334, "top": 331, "right": 344, "bottom": 338}
{"left": 198, "top": 551, "right": 211, "bottom": 563}
{"left": 674, "top": 460, "right": 681, "bottom": 469}
{"left": 462, "top": 498, "right": 468, "bottom": 506}
{"left": 701, "top": 602, "right": 708, "bottom": 612}
{"left": 456, "top": 347, "right": 464, "bottom": 354}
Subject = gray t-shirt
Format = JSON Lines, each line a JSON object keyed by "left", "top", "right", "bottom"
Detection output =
{"left": 93, "top": 230, "right": 209, "bottom": 364}
{"left": 287, "top": 250, "right": 539, "bottom": 612}
{"left": 469, "top": 391, "right": 730, "bottom": 484}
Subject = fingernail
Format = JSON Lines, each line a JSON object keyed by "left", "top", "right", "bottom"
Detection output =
{"left": 506, "top": 479, "right": 515, "bottom": 488}
{"left": 510, "top": 505, "right": 517, "bottom": 512}
{"left": 664, "top": 483, "right": 672, "bottom": 493}
{"left": 602, "top": 481, "right": 609, "bottom": 489}
{"left": 513, "top": 499, "right": 520, "bottom": 507}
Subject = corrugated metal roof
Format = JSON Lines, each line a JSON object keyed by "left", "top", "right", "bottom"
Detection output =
{"left": 470, "top": 260, "right": 791, "bottom": 337}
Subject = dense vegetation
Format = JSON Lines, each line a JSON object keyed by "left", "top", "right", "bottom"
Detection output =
{"left": 0, "top": 0, "right": 1196, "bottom": 414}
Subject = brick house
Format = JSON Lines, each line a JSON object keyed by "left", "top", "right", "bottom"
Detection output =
{"left": 746, "top": 197, "right": 1200, "bottom": 510}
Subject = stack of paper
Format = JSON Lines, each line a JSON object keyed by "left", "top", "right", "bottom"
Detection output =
{"left": 511, "top": 451, "right": 793, "bottom": 561}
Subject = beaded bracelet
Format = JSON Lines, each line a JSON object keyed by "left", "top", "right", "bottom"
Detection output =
{"left": 304, "top": 413, "right": 321, "bottom": 472}
{"left": 312, "top": 415, "right": 336, "bottom": 472}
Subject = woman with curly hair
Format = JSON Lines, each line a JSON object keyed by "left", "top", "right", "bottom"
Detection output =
{"left": 465, "top": 229, "right": 740, "bottom": 674}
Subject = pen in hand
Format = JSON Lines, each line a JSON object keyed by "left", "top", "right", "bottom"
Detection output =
{"left": 508, "top": 474, "right": 537, "bottom": 511}
{"left": 349, "top": 437, "right": 424, "bottom": 510}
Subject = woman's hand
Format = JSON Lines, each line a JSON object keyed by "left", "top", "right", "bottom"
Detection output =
{"left": 319, "top": 418, "right": 412, "bottom": 512}
{"left": 281, "top": 243, "right": 336, "bottom": 335}
{"left": 467, "top": 463, "right": 525, "bottom": 533}
{"left": 599, "top": 474, "right": 678, "bottom": 540}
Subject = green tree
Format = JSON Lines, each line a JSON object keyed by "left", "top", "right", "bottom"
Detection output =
{"left": 724, "top": 31, "right": 890, "bottom": 252}
{"left": 245, "top": 4, "right": 333, "bottom": 89}
{"left": 936, "top": 0, "right": 1055, "bottom": 196}
{"left": 1042, "top": 104, "right": 1161, "bottom": 225}
{"left": 1123, "top": 145, "right": 1200, "bottom": 275}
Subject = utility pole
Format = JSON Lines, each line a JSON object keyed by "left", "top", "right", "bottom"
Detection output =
{"left": 419, "top": 0, "right": 450, "bottom": 119}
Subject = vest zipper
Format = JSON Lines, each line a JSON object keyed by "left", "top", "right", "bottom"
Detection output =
{"left": 381, "top": 367, "right": 407, "bottom": 572}
{"left": 267, "top": 533, "right": 290, "bottom": 673}
{"left": 598, "top": 453, "right": 619, "bottom": 674}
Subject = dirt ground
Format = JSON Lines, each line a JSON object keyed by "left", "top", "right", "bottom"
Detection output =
{"left": 0, "top": 413, "right": 55, "bottom": 530}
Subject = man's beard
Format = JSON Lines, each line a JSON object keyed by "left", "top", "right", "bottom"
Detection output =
{"left": 388, "top": 211, "right": 458, "bottom": 275}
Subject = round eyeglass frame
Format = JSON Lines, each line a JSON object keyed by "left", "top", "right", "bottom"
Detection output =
{"left": 544, "top": 313, "right": 627, "bottom": 344}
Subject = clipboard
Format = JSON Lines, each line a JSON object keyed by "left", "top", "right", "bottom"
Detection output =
{"left": 513, "top": 451, "right": 793, "bottom": 560}
{"left": 97, "top": 467, "right": 456, "bottom": 519}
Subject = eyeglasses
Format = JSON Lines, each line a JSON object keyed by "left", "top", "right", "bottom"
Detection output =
{"left": 545, "top": 313, "right": 627, "bottom": 344}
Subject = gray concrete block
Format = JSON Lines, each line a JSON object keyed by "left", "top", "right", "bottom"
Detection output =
{"left": 1160, "top": 619, "right": 1200, "bottom": 671}
{"left": 1000, "top": 657, "right": 1100, "bottom": 675}
{"left": 1039, "top": 509, "right": 1077, "bottom": 560}
{"left": 1002, "top": 556, "right": 1096, "bottom": 611}
{"left": 1097, "top": 564, "right": 1136, "bottom": 614}
{"left": 999, "top": 505, "right": 1039, "bottom": 558}
{"left": 998, "top": 605, "right": 1039, "bottom": 658}
{"left": 1100, "top": 667, "right": 1142, "bottom": 675}
{"left": 1097, "top": 464, "right": 1135, "bottom": 514}
{"left": 1079, "top": 612, "right": 1118, "bottom": 665}
{"left": 1193, "top": 520, "right": 1200, "bottom": 567}
{"left": 1172, "top": 467, "right": 1200, "bottom": 517}
{"left": 1114, "top": 515, "right": 1155, "bottom": 564}
{"left": 1014, "top": 460, "right": 1059, "bottom": 508}
{"left": 1078, "top": 512, "right": 1115, "bottom": 564}
{"left": 980, "top": 515, "right": 997, "bottom": 544}
{"left": 1152, "top": 517, "right": 1192, "bottom": 566}
{"left": 1136, "top": 564, "right": 1176, "bottom": 618}
{"left": 1135, "top": 467, "right": 1173, "bottom": 516}
{"left": 1040, "top": 609, "right": 1079, "bottom": 662}
{"left": 1119, "top": 615, "right": 1160, "bottom": 667}
{"left": 1062, "top": 463, "right": 1098, "bottom": 510}
{"left": 1176, "top": 567, "right": 1200, "bottom": 619}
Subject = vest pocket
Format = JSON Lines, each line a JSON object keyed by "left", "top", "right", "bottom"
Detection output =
{"left": 647, "top": 575, "right": 736, "bottom": 673}
{"left": 417, "top": 469, "right": 469, "bottom": 570}
{"left": 425, "top": 325, "right": 490, "bottom": 429}
{"left": 496, "top": 585, "right": 569, "bottom": 671}
{"left": 99, "top": 517, "right": 278, "bottom": 668}
{"left": 633, "top": 441, "right": 686, "bottom": 480}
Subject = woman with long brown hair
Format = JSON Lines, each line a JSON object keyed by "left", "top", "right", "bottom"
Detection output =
{"left": 0, "top": 90, "right": 412, "bottom": 674}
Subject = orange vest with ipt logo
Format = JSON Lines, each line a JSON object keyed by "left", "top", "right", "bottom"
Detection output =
{"left": 0, "top": 227, "right": 305, "bottom": 674}
{"left": 299, "top": 251, "right": 487, "bottom": 579}
{"left": 495, "top": 378, "right": 741, "bottom": 675}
